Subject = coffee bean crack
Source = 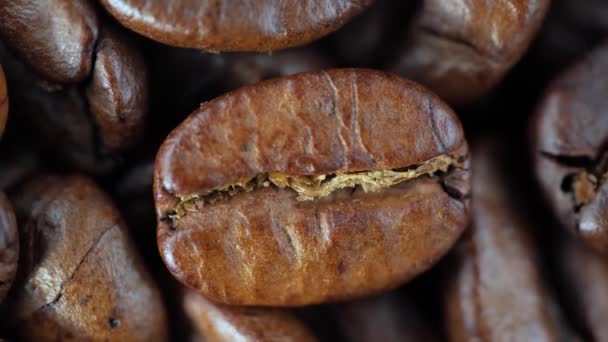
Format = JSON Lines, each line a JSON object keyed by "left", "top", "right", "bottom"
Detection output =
{"left": 166, "top": 154, "right": 463, "bottom": 227}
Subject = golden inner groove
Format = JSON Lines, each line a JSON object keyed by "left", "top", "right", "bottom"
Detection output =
{"left": 167, "top": 154, "right": 459, "bottom": 226}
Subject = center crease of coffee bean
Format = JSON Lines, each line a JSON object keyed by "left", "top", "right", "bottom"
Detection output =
{"left": 166, "top": 153, "right": 463, "bottom": 227}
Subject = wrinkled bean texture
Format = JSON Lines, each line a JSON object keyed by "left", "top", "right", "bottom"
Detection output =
{"left": 531, "top": 40, "right": 608, "bottom": 254}
{"left": 101, "top": 0, "right": 375, "bottom": 51}
{"left": 9, "top": 175, "right": 168, "bottom": 341}
{"left": 0, "top": 63, "right": 6, "bottom": 138}
{"left": 446, "top": 141, "right": 560, "bottom": 342}
{"left": 390, "top": 0, "right": 550, "bottom": 103}
{"left": 155, "top": 69, "right": 471, "bottom": 306}
{"left": 184, "top": 289, "right": 317, "bottom": 341}
{"left": 0, "top": 192, "right": 18, "bottom": 303}
{"left": 0, "top": 0, "right": 99, "bottom": 83}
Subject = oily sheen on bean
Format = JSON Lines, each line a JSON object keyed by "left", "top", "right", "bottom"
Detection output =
{"left": 101, "top": 0, "right": 375, "bottom": 51}
{"left": 155, "top": 69, "right": 471, "bottom": 306}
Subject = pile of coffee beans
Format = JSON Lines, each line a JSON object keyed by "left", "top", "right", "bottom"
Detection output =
{"left": 0, "top": 0, "right": 607, "bottom": 341}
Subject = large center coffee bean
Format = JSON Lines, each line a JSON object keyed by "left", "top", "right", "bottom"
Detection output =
{"left": 101, "top": 0, "right": 375, "bottom": 51}
{"left": 531, "top": 40, "right": 608, "bottom": 254}
{"left": 155, "top": 69, "right": 471, "bottom": 306}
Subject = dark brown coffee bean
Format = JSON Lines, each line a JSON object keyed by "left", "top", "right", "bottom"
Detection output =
{"left": 9, "top": 175, "right": 168, "bottom": 341}
{"left": 334, "top": 291, "right": 439, "bottom": 342}
{"left": 0, "top": 24, "right": 147, "bottom": 173}
{"left": 531, "top": 40, "right": 608, "bottom": 254}
{"left": 183, "top": 288, "right": 317, "bottom": 342}
{"left": 0, "top": 191, "right": 18, "bottom": 303}
{"left": 101, "top": 0, "right": 375, "bottom": 51}
{"left": 0, "top": 0, "right": 99, "bottom": 83}
{"left": 0, "top": 63, "right": 6, "bottom": 138}
{"left": 446, "top": 140, "right": 560, "bottom": 341}
{"left": 388, "top": 0, "right": 550, "bottom": 104}
{"left": 556, "top": 234, "right": 608, "bottom": 342}
{"left": 86, "top": 26, "right": 148, "bottom": 151}
{"left": 155, "top": 69, "right": 471, "bottom": 306}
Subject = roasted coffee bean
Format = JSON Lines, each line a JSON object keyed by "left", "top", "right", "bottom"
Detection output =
{"left": 445, "top": 140, "right": 560, "bottom": 341}
{"left": 184, "top": 288, "right": 317, "bottom": 342}
{"left": 556, "top": 234, "right": 608, "bottom": 342}
{"left": 531, "top": 40, "right": 608, "bottom": 254}
{"left": 334, "top": 290, "right": 438, "bottom": 342}
{"left": 0, "top": 63, "right": 6, "bottom": 138}
{"left": 0, "top": 23, "right": 147, "bottom": 173}
{"left": 388, "top": 0, "right": 550, "bottom": 104}
{"left": 155, "top": 69, "right": 471, "bottom": 306}
{"left": 0, "top": 0, "right": 99, "bottom": 83}
{"left": 0, "top": 191, "right": 18, "bottom": 303}
{"left": 9, "top": 175, "right": 168, "bottom": 341}
{"left": 101, "top": 0, "right": 375, "bottom": 52}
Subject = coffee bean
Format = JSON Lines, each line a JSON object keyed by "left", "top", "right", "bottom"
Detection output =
{"left": 530, "top": 40, "right": 608, "bottom": 254}
{"left": 388, "top": 0, "right": 550, "bottom": 103}
{"left": 101, "top": 0, "right": 375, "bottom": 51}
{"left": 155, "top": 69, "right": 471, "bottom": 306}
{"left": 0, "top": 0, "right": 99, "bottom": 83}
{"left": 0, "top": 191, "right": 18, "bottom": 303}
{"left": 445, "top": 140, "right": 560, "bottom": 341}
{"left": 0, "top": 63, "right": 6, "bottom": 138}
{"left": 183, "top": 288, "right": 317, "bottom": 341}
{"left": 9, "top": 175, "right": 168, "bottom": 341}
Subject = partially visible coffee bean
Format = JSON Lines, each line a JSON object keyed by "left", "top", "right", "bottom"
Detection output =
{"left": 0, "top": 23, "right": 147, "bottom": 173}
{"left": 530, "top": 40, "right": 608, "bottom": 254}
{"left": 334, "top": 290, "right": 439, "bottom": 342}
{"left": 446, "top": 140, "right": 560, "bottom": 341}
{"left": 0, "top": 63, "right": 6, "bottom": 138}
{"left": 9, "top": 175, "right": 168, "bottom": 341}
{"left": 155, "top": 69, "right": 471, "bottom": 306}
{"left": 0, "top": 0, "right": 99, "bottom": 83}
{"left": 0, "top": 192, "right": 18, "bottom": 303}
{"left": 183, "top": 288, "right": 317, "bottom": 342}
{"left": 388, "top": 0, "right": 550, "bottom": 104}
{"left": 101, "top": 0, "right": 375, "bottom": 51}
{"left": 556, "top": 233, "right": 608, "bottom": 342}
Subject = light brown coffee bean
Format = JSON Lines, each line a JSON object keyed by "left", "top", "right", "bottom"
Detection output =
{"left": 155, "top": 69, "right": 471, "bottom": 306}
{"left": 9, "top": 175, "right": 168, "bottom": 341}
